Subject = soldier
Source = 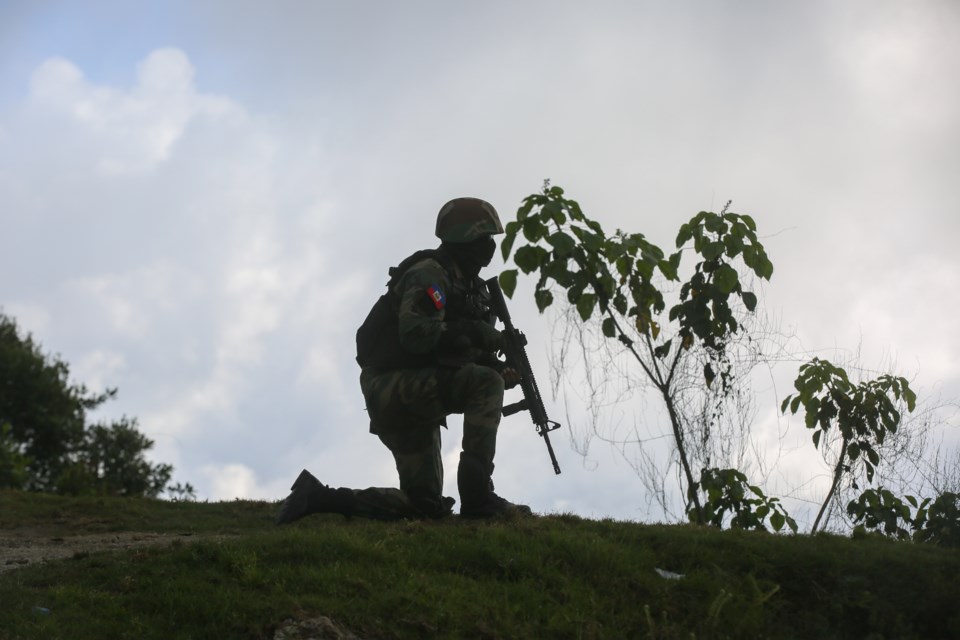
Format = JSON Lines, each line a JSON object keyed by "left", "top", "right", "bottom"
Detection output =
{"left": 276, "top": 197, "right": 532, "bottom": 523}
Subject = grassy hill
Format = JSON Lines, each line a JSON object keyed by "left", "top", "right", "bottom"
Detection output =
{"left": 1, "top": 490, "right": 958, "bottom": 639}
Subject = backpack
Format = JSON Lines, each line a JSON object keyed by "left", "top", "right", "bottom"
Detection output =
{"left": 355, "top": 249, "right": 455, "bottom": 368}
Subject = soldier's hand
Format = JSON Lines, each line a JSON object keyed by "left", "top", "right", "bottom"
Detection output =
{"left": 501, "top": 367, "right": 521, "bottom": 389}
{"left": 455, "top": 320, "right": 502, "bottom": 352}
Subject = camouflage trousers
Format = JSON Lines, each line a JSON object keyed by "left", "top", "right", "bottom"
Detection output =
{"left": 350, "top": 362, "right": 505, "bottom": 519}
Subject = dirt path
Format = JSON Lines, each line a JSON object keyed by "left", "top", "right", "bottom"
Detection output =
{"left": 0, "top": 530, "right": 203, "bottom": 574}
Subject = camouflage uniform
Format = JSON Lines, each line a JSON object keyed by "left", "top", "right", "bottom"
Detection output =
{"left": 276, "top": 197, "right": 530, "bottom": 524}
{"left": 355, "top": 252, "right": 506, "bottom": 518}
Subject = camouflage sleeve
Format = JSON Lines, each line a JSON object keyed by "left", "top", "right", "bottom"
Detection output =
{"left": 394, "top": 258, "right": 451, "bottom": 354}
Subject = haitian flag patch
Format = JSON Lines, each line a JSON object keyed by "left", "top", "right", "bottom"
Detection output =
{"left": 426, "top": 284, "right": 446, "bottom": 310}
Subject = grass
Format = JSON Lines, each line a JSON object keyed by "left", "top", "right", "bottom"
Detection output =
{"left": 1, "top": 490, "right": 958, "bottom": 639}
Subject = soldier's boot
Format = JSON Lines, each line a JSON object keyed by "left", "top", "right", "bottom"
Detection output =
{"left": 457, "top": 453, "right": 532, "bottom": 519}
{"left": 406, "top": 490, "right": 457, "bottom": 519}
{"left": 275, "top": 469, "right": 356, "bottom": 525}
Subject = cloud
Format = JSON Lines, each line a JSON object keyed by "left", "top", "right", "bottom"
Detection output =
{"left": 27, "top": 48, "right": 239, "bottom": 175}
{"left": 200, "top": 462, "right": 273, "bottom": 501}
{"left": 2, "top": 4, "right": 958, "bottom": 522}
{"left": 2, "top": 47, "right": 362, "bottom": 498}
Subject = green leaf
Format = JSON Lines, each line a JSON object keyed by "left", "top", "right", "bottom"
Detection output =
{"left": 904, "top": 386, "right": 917, "bottom": 412}
{"left": 546, "top": 231, "right": 576, "bottom": 257}
{"left": 704, "top": 213, "right": 727, "bottom": 234}
{"left": 534, "top": 289, "right": 554, "bottom": 313}
{"left": 790, "top": 395, "right": 802, "bottom": 415}
{"left": 576, "top": 293, "right": 597, "bottom": 321}
{"left": 653, "top": 339, "right": 672, "bottom": 360}
{"left": 741, "top": 291, "right": 758, "bottom": 312}
{"left": 514, "top": 246, "right": 543, "bottom": 274}
{"left": 675, "top": 223, "right": 693, "bottom": 248}
{"left": 770, "top": 511, "right": 785, "bottom": 532}
{"left": 613, "top": 293, "right": 628, "bottom": 315}
{"left": 499, "top": 269, "right": 518, "bottom": 299}
{"left": 804, "top": 406, "right": 818, "bottom": 429}
{"left": 704, "top": 363, "right": 715, "bottom": 387}
{"left": 757, "top": 253, "right": 774, "bottom": 279}
{"left": 847, "top": 442, "right": 861, "bottom": 460}
{"left": 740, "top": 214, "right": 757, "bottom": 232}
{"left": 516, "top": 199, "right": 535, "bottom": 222}
{"left": 780, "top": 396, "right": 791, "bottom": 414}
{"left": 786, "top": 516, "right": 798, "bottom": 533}
{"left": 542, "top": 259, "right": 573, "bottom": 287}
{"left": 713, "top": 264, "right": 739, "bottom": 294}
{"left": 658, "top": 258, "right": 678, "bottom": 281}
{"left": 602, "top": 317, "right": 616, "bottom": 338}
{"left": 701, "top": 241, "right": 725, "bottom": 261}
{"left": 500, "top": 220, "right": 520, "bottom": 262}
{"left": 813, "top": 430, "right": 822, "bottom": 449}
{"left": 669, "top": 250, "right": 681, "bottom": 273}
{"left": 723, "top": 234, "right": 745, "bottom": 257}
{"left": 522, "top": 217, "right": 548, "bottom": 242}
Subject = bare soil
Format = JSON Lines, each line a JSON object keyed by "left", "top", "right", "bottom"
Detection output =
{"left": 0, "top": 529, "right": 203, "bottom": 574}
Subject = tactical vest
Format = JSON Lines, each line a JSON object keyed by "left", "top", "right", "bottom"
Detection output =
{"left": 355, "top": 248, "right": 491, "bottom": 370}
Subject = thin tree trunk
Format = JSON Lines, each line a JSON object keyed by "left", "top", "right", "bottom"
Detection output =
{"left": 661, "top": 385, "right": 703, "bottom": 523}
{"left": 811, "top": 436, "right": 848, "bottom": 534}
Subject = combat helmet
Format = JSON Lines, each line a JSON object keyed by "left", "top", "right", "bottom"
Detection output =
{"left": 435, "top": 197, "right": 504, "bottom": 243}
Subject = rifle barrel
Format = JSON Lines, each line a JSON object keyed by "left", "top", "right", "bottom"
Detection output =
{"left": 485, "top": 276, "right": 562, "bottom": 475}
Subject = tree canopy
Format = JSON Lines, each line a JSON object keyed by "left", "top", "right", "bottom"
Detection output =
{"left": 0, "top": 312, "right": 175, "bottom": 497}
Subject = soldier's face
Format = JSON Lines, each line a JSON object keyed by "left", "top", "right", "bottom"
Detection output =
{"left": 478, "top": 236, "right": 496, "bottom": 267}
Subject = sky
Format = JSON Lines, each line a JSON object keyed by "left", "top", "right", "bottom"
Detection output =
{"left": 1, "top": 0, "right": 958, "bottom": 527}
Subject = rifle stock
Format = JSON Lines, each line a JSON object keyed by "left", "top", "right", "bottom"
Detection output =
{"left": 485, "top": 276, "right": 562, "bottom": 475}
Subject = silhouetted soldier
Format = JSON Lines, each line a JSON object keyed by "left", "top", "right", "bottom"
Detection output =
{"left": 277, "top": 197, "right": 531, "bottom": 523}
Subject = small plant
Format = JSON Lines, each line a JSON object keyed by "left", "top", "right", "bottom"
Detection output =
{"left": 500, "top": 182, "right": 773, "bottom": 523}
{"left": 846, "top": 487, "right": 922, "bottom": 540}
{"left": 167, "top": 481, "right": 198, "bottom": 501}
{"left": 914, "top": 492, "right": 960, "bottom": 548}
{"left": 781, "top": 358, "right": 916, "bottom": 533}
{"left": 689, "top": 467, "right": 798, "bottom": 533}
{"left": 847, "top": 488, "right": 960, "bottom": 548}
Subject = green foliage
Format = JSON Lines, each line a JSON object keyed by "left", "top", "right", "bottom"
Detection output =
{"left": 780, "top": 358, "right": 916, "bottom": 484}
{"left": 167, "top": 481, "right": 198, "bottom": 502}
{"left": 690, "top": 467, "right": 798, "bottom": 533}
{"left": 0, "top": 314, "right": 101, "bottom": 489}
{"left": 781, "top": 359, "right": 918, "bottom": 533}
{"left": 847, "top": 489, "right": 960, "bottom": 548}
{"left": 0, "top": 312, "right": 178, "bottom": 497}
{"left": 500, "top": 183, "right": 771, "bottom": 375}
{"left": 71, "top": 418, "right": 172, "bottom": 498}
{"left": 847, "top": 487, "right": 923, "bottom": 541}
{"left": 502, "top": 183, "right": 671, "bottom": 333}
{"left": 500, "top": 183, "right": 775, "bottom": 526}
{"left": 670, "top": 206, "right": 772, "bottom": 352}
{"left": 914, "top": 491, "right": 960, "bottom": 547}
{"left": 0, "top": 422, "right": 32, "bottom": 489}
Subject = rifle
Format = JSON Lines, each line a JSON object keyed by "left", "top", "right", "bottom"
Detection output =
{"left": 485, "top": 276, "right": 562, "bottom": 475}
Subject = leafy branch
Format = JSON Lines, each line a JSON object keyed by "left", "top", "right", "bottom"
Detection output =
{"left": 499, "top": 182, "right": 774, "bottom": 523}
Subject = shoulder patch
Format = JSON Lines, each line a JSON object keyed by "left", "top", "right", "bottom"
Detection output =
{"left": 426, "top": 284, "right": 446, "bottom": 310}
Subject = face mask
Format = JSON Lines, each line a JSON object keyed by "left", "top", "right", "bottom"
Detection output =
{"left": 443, "top": 236, "right": 496, "bottom": 278}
